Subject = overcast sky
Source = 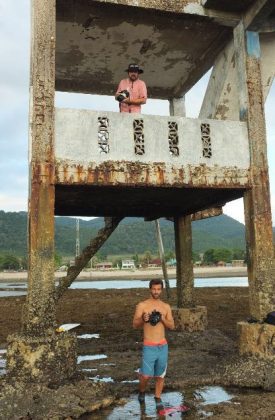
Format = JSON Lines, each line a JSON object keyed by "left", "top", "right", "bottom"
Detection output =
{"left": 0, "top": 0, "right": 274, "bottom": 225}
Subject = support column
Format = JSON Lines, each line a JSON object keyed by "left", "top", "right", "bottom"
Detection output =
{"left": 234, "top": 22, "right": 275, "bottom": 356}
{"left": 174, "top": 215, "right": 194, "bottom": 308}
{"left": 170, "top": 97, "right": 207, "bottom": 331}
{"left": 234, "top": 23, "right": 275, "bottom": 321}
{"left": 6, "top": 0, "right": 77, "bottom": 384}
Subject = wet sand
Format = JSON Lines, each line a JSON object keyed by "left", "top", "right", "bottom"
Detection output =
{"left": 1, "top": 285, "right": 275, "bottom": 418}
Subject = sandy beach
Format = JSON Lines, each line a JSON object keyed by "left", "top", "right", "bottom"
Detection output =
{"left": 0, "top": 265, "right": 247, "bottom": 282}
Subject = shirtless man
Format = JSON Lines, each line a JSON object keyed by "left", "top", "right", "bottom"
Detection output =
{"left": 133, "top": 278, "right": 175, "bottom": 409}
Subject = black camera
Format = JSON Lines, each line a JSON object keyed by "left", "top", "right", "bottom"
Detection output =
{"left": 149, "top": 310, "right": 162, "bottom": 326}
{"left": 116, "top": 89, "right": 130, "bottom": 102}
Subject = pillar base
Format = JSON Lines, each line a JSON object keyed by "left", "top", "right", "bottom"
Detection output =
{"left": 6, "top": 332, "right": 77, "bottom": 384}
{"left": 238, "top": 321, "right": 275, "bottom": 359}
{"left": 172, "top": 306, "right": 207, "bottom": 332}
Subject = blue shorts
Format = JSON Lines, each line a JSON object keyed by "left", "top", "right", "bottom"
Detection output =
{"left": 140, "top": 343, "right": 168, "bottom": 378}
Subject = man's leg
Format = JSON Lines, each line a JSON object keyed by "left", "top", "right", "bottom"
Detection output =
{"left": 155, "top": 376, "right": 165, "bottom": 399}
{"left": 139, "top": 374, "right": 150, "bottom": 393}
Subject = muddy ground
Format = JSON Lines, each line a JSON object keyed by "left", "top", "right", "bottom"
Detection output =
{"left": 0, "top": 287, "right": 275, "bottom": 418}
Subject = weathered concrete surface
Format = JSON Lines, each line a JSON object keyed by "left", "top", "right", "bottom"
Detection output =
{"left": 54, "top": 184, "right": 245, "bottom": 217}
{"left": 172, "top": 306, "right": 207, "bottom": 332}
{"left": 200, "top": 33, "right": 275, "bottom": 121}
{"left": 238, "top": 321, "right": 275, "bottom": 358}
{"left": 25, "top": 0, "right": 56, "bottom": 336}
{"left": 6, "top": 332, "right": 77, "bottom": 384}
{"left": 55, "top": 109, "right": 250, "bottom": 168}
{"left": 174, "top": 216, "right": 194, "bottom": 308}
{"left": 56, "top": 1, "right": 233, "bottom": 98}
{"left": 234, "top": 23, "right": 274, "bottom": 320}
{"left": 0, "top": 379, "right": 117, "bottom": 419}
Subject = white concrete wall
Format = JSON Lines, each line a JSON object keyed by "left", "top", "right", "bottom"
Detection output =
{"left": 55, "top": 108, "right": 250, "bottom": 169}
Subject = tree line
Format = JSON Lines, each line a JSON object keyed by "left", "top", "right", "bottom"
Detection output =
{"left": 0, "top": 247, "right": 247, "bottom": 271}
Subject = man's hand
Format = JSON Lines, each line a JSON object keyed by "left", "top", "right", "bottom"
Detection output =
{"left": 142, "top": 312, "right": 150, "bottom": 323}
{"left": 122, "top": 97, "right": 131, "bottom": 104}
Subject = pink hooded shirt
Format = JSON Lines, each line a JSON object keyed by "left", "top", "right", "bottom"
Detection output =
{"left": 116, "top": 78, "right": 147, "bottom": 113}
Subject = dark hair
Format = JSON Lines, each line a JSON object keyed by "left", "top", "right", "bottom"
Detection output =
{"left": 149, "top": 279, "right": 163, "bottom": 289}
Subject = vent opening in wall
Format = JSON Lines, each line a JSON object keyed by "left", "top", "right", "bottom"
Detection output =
{"left": 168, "top": 121, "right": 179, "bottom": 156}
{"left": 133, "top": 119, "right": 145, "bottom": 155}
{"left": 201, "top": 123, "right": 212, "bottom": 158}
{"left": 98, "top": 116, "right": 109, "bottom": 153}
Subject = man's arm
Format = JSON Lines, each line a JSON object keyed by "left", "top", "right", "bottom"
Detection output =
{"left": 133, "top": 302, "right": 146, "bottom": 329}
{"left": 115, "top": 81, "right": 123, "bottom": 100}
{"left": 123, "top": 97, "right": 146, "bottom": 105}
{"left": 123, "top": 81, "right": 147, "bottom": 105}
{"left": 161, "top": 304, "right": 175, "bottom": 330}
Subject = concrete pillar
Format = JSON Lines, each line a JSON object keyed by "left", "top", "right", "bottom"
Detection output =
{"left": 169, "top": 97, "right": 194, "bottom": 308}
{"left": 170, "top": 98, "right": 207, "bottom": 331}
{"left": 174, "top": 215, "right": 194, "bottom": 308}
{"left": 6, "top": 0, "right": 77, "bottom": 384}
{"left": 24, "top": 0, "right": 56, "bottom": 336}
{"left": 234, "top": 23, "right": 275, "bottom": 322}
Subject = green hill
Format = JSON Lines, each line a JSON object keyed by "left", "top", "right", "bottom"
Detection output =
{"left": 0, "top": 210, "right": 256, "bottom": 257}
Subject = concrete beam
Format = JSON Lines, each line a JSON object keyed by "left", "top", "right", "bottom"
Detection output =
{"left": 165, "top": 207, "right": 223, "bottom": 223}
{"left": 200, "top": 32, "right": 275, "bottom": 121}
{"left": 199, "top": 40, "right": 234, "bottom": 119}
{"left": 244, "top": 0, "right": 275, "bottom": 31}
{"left": 234, "top": 22, "right": 274, "bottom": 320}
{"left": 96, "top": 0, "right": 240, "bottom": 27}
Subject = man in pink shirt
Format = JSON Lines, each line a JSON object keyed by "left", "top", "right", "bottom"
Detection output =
{"left": 115, "top": 64, "right": 147, "bottom": 113}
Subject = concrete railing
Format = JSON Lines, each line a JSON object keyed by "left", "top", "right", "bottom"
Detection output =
{"left": 55, "top": 108, "right": 249, "bottom": 168}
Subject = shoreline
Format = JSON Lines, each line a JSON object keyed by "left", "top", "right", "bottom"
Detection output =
{"left": 0, "top": 266, "right": 247, "bottom": 282}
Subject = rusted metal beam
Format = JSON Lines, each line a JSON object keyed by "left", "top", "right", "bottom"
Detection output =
{"left": 234, "top": 22, "right": 274, "bottom": 320}
{"left": 55, "top": 217, "right": 122, "bottom": 301}
{"left": 23, "top": 0, "right": 56, "bottom": 336}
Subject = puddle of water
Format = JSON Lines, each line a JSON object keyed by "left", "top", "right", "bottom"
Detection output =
{"left": 100, "top": 363, "right": 116, "bottom": 366}
{"left": 0, "top": 359, "right": 6, "bottom": 369}
{"left": 98, "top": 392, "right": 185, "bottom": 419}
{"left": 89, "top": 375, "right": 114, "bottom": 383}
{"left": 195, "top": 386, "right": 233, "bottom": 405}
{"left": 77, "top": 354, "right": 107, "bottom": 363}
{"left": 121, "top": 379, "right": 139, "bottom": 383}
{"left": 81, "top": 368, "right": 98, "bottom": 372}
{"left": 0, "top": 349, "right": 7, "bottom": 354}
{"left": 0, "top": 369, "right": 6, "bottom": 376}
{"left": 92, "top": 386, "right": 234, "bottom": 419}
{"left": 0, "top": 291, "right": 27, "bottom": 297}
{"left": 77, "top": 333, "right": 100, "bottom": 339}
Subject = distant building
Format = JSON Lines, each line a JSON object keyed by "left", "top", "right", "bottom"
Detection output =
{"left": 167, "top": 258, "right": 176, "bottom": 267}
{"left": 216, "top": 261, "right": 226, "bottom": 267}
{"left": 121, "top": 259, "right": 135, "bottom": 270}
{"left": 148, "top": 258, "right": 162, "bottom": 267}
{"left": 95, "top": 262, "right": 113, "bottom": 270}
{"left": 194, "top": 261, "right": 202, "bottom": 267}
{"left": 232, "top": 260, "right": 245, "bottom": 267}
